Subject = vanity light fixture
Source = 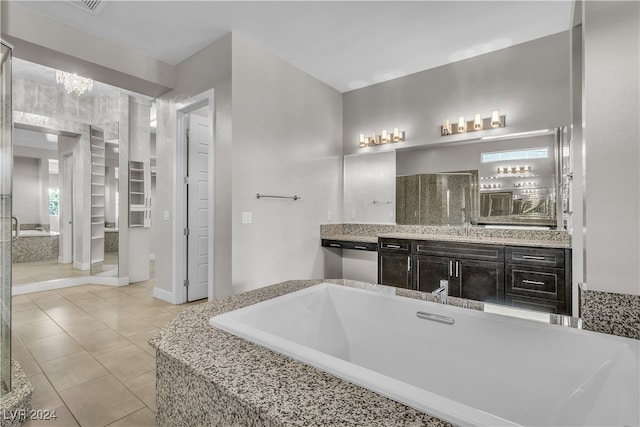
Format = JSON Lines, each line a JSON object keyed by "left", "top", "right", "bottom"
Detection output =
{"left": 497, "top": 166, "right": 531, "bottom": 174}
{"left": 457, "top": 116, "right": 466, "bottom": 133}
{"left": 56, "top": 70, "right": 94, "bottom": 96}
{"left": 514, "top": 182, "right": 536, "bottom": 188}
{"left": 358, "top": 128, "right": 405, "bottom": 148}
{"left": 474, "top": 114, "right": 483, "bottom": 131}
{"left": 481, "top": 184, "right": 501, "bottom": 190}
{"left": 441, "top": 110, "right": 506, "bottom": 136}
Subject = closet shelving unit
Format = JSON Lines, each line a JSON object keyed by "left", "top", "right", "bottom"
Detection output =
{"left": 129, "top": 161, "right": 151, "bottom": 227}
{"left": 90, "top": 127, "right": 106, "bottom": 268}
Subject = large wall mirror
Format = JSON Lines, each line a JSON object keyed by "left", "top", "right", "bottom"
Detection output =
{"left": 396, "top": 128, "right": 569, "bottom": 229}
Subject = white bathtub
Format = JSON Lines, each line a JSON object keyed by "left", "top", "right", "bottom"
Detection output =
{"left": 210, "top": 283, "right": 639, "bottom": 426}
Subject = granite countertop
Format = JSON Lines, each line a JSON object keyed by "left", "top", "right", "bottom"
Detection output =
{"left": 321, "top": 224, "right": 571, "bottom": 249}
{"left": 151, "top": 279, "right": 452, "bottom": 427}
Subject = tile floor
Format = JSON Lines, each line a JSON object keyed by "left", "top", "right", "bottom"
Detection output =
{"left": 12, "top": 253, "right": 125, "bottom": 286}
{"left": 12, "top": 278, "right": 202, "bottom": 426}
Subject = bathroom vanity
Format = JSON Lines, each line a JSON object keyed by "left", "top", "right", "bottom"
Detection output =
{"left": 321, "top": 223, "right": 572, "bottom": 315}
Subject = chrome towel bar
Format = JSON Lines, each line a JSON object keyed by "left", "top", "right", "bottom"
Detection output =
{"left": 416, "top": 311, "right": 455, "bottom": 325}
{"left": 256, "top": 193, "right": 300, "bottom": 201}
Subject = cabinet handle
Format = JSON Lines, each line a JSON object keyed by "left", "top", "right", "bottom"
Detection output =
{"left": 449, "top": 260, "right": 453, "bottom": 277}
{"left": 407, "top": 256, "right": 411, "bottom": 272}
{"left": 354, "top": 246, "right": 368, "bottom": 250}
{"left": 455, "top": 261, "right": 459, "bottom": 278}
{"left": 386, "top": 244, "right": 401, "bottom": 249}
{"left": 329, "top": 243, "right": 341, "bottom": 248}
{"left": 522, "top": 255, "right": 546, "bottom": 261}
{"left": 523, "top": 279, "right": 545, "bottom": 286}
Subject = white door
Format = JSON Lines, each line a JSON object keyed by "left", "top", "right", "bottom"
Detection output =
{"left": 186, "top": 113, "right": 210, "bottom": 301}
{"left": 60, "top": 153, "right": 73, "bottom": 264}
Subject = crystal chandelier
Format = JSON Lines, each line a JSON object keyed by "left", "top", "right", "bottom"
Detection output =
{"left": 55, "top": 70, "right": 94, "bottom": 96}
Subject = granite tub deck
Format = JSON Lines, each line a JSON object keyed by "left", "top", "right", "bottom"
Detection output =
{"left": 321, "top": 223, "right": 571, "bottom": 249}
{"left": 150, "top": 280, "right": 453, "bottom": 427}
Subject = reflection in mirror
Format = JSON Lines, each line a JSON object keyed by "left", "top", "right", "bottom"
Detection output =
{"left": 344, "top": 151, "right": 396, "bottom": 224}
{"left": 11, "top": 127, "right": 90, "bottom": 285}
{"left": 396, "top": 128, "right": 566, "bottom": 228}
{"left": 90, "top": 123, "right": 119, "bottom": 277}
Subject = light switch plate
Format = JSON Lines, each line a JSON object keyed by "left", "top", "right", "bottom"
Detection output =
{"left": 163, "top": 210, "right": 170, "bottom": 221}
{"left": 242, "top": 211, "right": 252, "bottom": 224}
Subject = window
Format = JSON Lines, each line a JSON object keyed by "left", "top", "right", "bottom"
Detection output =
{"left": 481, "top": 148, "right": 549, "bottom": 163}
{"left": 48, "top": 188, "right": 59, "bottom": 216}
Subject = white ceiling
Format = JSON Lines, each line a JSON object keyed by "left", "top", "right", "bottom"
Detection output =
{"left": 16, "top": 1, "right": 573, "bottom": 93}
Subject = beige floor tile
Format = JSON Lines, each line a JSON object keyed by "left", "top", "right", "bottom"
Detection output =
{"left": 44, "top": 305, "right": 89, "bottom": 322}
{"left": 59, "top": 375, "right": 144, "bottom": 427}
{"left": 26, "top": 373, "right": 63, "bottom": 411}
{"left": 22, "top": 405, "right": 79, "bottom": 427}
{"left": 104, "top": 315, "right": 156, "bottom": 337}
{"left": 73, "top": 328, "right": 132, "bottom": 356}
{"left": 144, "top": 312, "right": 177, "bottom": 328}
{"left": 14, "top": 319, "right": 65, "bottom": 344}
{"left": 71, "top": 295, "right": 113, "bottom": 310}
{"left": 32, "top": 294, "right": 74, "bottom": 311}
{"left": 26, "top": 290, "right": 61, "bottom": 301}
{"left": 126, "top": 328, "right": 159, "bottom": 356}
{"left": 12, "top": 342, "right": 42, "bottom": 377}
{"left": 12, "top": 299, "right": 39, "bottom": 313}
{"left": 124, "top": 370, "right": 156, "bottom": 413}
{"left": 122, "top": 305, "right": 167, "bottom": 319}
{"left": 95, "top": 345, "right": 155, "bottom": 382}
{"left": 40, "top": 351, "right": 109, "bottom": 391}
{"left": 13, "top": 308, "right": 49, "bottom": 326}
{"left": 83, "top": 305, "right": 129, "bottom": 322}
{"left": 26, "top": 334, "right": 84, "bottom": 363}
{"left": 12, "top": 295, "right": 31, "bottom": 304}
{"left": 106, "top": 407, "right": 155, "bottom": 427}
{"left": 57, "top": 315, "right": 107, "bottom": 338}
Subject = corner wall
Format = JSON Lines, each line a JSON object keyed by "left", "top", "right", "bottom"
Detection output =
{"left": 230, "top": 34, "right": 343, "bottom": 293}
{"left": 583, "top": 1, "right": 640, "bottom": 295}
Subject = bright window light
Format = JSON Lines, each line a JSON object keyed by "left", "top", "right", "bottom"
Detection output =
{"left": 481, "top": 148, "right": 549, "bottom": 163}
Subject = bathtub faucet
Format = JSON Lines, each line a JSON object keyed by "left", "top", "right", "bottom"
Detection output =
{"left": 432, "top": 280, "right": 448, "bottom": 304}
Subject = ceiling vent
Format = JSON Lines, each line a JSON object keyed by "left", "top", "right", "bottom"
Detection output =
{"left": 67, "top": 0, "right": 106, "bottom": 14}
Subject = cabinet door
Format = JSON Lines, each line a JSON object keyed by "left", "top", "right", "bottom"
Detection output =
{"left": 457, "top": 259, "right": 505, "bottom": 304}
{"left": 378, "top": 253, "right": 411, "bottom": 289}
{"left": 413, "top": 255, "right": 452, "bottom": 294}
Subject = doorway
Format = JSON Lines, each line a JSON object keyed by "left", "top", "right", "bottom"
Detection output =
{"left": 174, "top": 93, "right": 214, "bottom": 303}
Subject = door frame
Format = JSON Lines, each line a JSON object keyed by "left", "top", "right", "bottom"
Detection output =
{"left": 172, "top": 90, "right": 215, "bottom": 304}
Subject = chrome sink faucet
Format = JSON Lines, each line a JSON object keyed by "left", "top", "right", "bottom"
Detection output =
{"left": 432, "top": 280, "right": 448, "bottom": 304}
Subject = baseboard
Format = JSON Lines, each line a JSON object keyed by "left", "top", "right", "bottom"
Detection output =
{"left": 12, "top": 275, "right": 130, "bottom": 295}
{"left": 153, "top": 287, "right": 177, "bottom": 304}
{"left": 73, "top": 261, "right": 90, "bottom": 271}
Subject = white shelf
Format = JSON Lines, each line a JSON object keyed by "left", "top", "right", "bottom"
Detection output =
{"left": 91, "top": 235, "right": 104, "bottom": 240}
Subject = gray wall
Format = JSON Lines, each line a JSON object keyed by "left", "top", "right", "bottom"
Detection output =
{"left": 12, "top": 156, "right": 42, "bottom": 224}
{"left": 230, "top": 34, "right": 343, "bottom": 293}
{"left": 583, "top": 1, "right": 640, "bottom": 296}
{"left": 155, "top": 34, "right": 233, "bottom": 299}
{"left": 343, "top": 31, "right": 571, "bottom": 156}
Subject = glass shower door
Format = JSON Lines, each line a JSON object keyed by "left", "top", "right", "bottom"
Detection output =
{"left": 0, "top": 41, "right": 13, "bottom": 398}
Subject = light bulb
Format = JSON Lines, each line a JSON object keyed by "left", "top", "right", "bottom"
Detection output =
{"left": 491, "top": 110, "right": 501, "bottom": 128}
{"left": 458, "top": 116, "right": 466, "bottom": 133}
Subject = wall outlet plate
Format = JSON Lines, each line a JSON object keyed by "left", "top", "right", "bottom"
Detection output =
{"left": 242, "top": 211, "right": 252, "bottom": 224}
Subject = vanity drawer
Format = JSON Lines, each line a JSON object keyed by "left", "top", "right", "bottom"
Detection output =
{"left": 322, "top": 239, "right": 378, "bottom": 252}
{"left": 413, "top": 241, "right": 504, "bottom": 262}
{"left": 505, "top": 265, "right": 565, "bottom": 301}
{"left": 505, "top": 246, "right": 565, "bottom": 268}
{"left": 504, "top": 294, "right": 566, "bottom": 314}
{"left": 378, "top": 239, "right": 411, "bottom": 253}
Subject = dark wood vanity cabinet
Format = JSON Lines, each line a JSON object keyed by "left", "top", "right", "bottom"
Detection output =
{"left": 412, "top": 242, "right": 505, "bottom": 304}
{"left": 379, "top": 238, "right": 572, "bottom": 315}
{"left": 378, "top": 239, "right": 412, "bottom": 289}
{"left": 504, "top": 246, "right": 571, "bottom": 314}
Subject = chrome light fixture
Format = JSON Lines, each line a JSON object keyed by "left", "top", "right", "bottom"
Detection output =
{"left": 56, "top": 70, "right": 94, "bottom": 96}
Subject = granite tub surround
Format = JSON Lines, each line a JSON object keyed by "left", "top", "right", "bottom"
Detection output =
{"left": 11, "top": 235, "right": 59, "bottom": 263}
{"left": 580, "top": 289, "right": 640, "bottom": 340}
{"left": 321, "top": 223, "right": 571, "bottom": 248}
{"left": 151, "top": 279, "right": 453, "bottom": 427}
{"left": 0, "top": 361, "right": 33, "bottom": 427}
